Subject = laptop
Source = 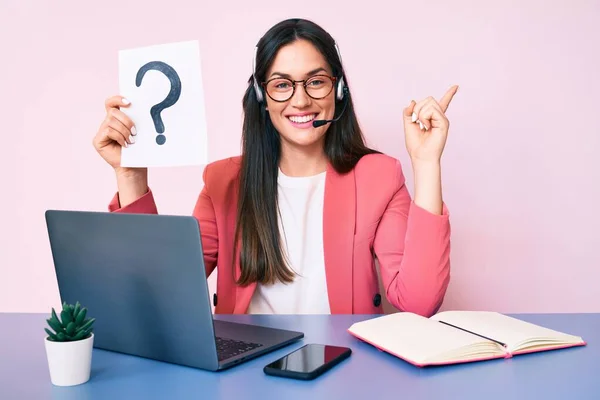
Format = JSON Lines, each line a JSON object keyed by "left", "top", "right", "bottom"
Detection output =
{"left": 44, "top": 209, "right": 304, "bottom": 371}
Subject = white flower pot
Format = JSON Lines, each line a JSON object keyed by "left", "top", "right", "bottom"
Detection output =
{"left": 44, "top": 333, "right": 94, "bottom": 386}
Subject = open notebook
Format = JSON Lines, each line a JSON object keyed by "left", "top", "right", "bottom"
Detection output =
{"left": 347, "top": 311, "right": 586, "bottom": 367}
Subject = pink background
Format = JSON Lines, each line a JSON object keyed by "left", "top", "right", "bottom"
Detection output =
{"left": 1, "top": 1, "right": 599, "bottom": 313}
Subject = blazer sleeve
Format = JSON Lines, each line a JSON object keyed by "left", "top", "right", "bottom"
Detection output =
{"left": 108, "top": 188, "right": 158, "bottom": 214}
{"left": 372, "top": 160, "right": 451, "bottom": 317}
{"left": 107, "top": 168, "right": 219, "bottom": 278}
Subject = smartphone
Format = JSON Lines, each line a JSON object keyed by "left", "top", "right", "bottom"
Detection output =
{"left": 263, "top": 343, "right": 352, "bottom": 380}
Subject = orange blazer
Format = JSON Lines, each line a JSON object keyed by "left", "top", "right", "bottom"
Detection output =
{"left": 109, "top": 153, "right": 451, "bottom": 316}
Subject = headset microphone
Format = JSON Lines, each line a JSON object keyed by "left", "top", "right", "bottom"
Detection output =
{"left": 312, "top": 89, "right": 349, "bottom": 128}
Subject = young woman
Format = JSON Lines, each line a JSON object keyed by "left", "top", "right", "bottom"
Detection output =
{"left": 93, "top": 18, "right": 457, "bottom": 316}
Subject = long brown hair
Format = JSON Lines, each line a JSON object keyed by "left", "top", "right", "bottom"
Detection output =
{"left": 234, "top": 18, "right": 379, "bottom": 286}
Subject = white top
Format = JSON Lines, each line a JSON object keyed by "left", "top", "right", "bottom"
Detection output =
{"left": 247, "top": 168, "right": 331, "bottom": 314}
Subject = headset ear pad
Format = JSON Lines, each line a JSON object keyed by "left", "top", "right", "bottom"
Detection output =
{"left": 336, "top": 76, "right": 346, "bottom": 101}
{"left": 252, "top": 46, "right": 264, "bottom": 103}
{"left": 254, "top": 79, "right": 264, "bottom": 103}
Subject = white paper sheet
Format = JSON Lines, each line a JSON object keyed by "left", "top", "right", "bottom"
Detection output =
{"left": 118, "top": 40, "right": 208, "bottom": 167}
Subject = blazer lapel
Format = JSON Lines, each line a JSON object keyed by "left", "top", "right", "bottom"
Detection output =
{"left": 233, "top": 283, "right": 257, "bottom": 314}
{"left": 323, "top": 164, "right": 356, "bottom": 314}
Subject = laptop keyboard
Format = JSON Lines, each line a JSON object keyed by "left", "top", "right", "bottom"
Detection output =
{"left": 216, "top": 337, "right": 263, "bottom": 361}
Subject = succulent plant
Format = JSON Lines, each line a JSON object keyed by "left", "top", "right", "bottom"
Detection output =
{"left": 45, "top": 301, "right": 95, "bottom": 342}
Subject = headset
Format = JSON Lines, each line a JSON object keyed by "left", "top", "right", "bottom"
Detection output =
{"left": 252, "top": 42, "right": 347, "bottom": 104}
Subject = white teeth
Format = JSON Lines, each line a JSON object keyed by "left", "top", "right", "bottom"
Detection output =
{"left": 288, "top": 114, "right": 316, "bottom": 123}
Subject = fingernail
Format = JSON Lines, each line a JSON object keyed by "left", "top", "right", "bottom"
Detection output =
{"left": 131, "top": 126, "right": 137, "bottom": 136}
{"left": 123, "top": 142, "right": 128, "bottom": 148}
{"left": 130, "top": 135, "right": 135, "bottom": 144}
{"left": 419, "top": 121, "right": 424, "bottom": 130}
{"left": 411, "top": 112, "right": 417, "bottom": 123}
{"left": 122, "top": 98, "right": 130, "bottom": 105}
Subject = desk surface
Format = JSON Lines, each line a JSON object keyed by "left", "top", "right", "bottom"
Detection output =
{"left": 1, "top": 313, "right": 598, "bottom": 399}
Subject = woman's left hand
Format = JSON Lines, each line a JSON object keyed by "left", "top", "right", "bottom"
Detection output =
{"left": 403, "top": 85, "right": 458, "bottom": 164}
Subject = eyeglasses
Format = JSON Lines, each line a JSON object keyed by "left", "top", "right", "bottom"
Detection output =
{"left": 262, "top": 75, "right": 337, "bottom": 102}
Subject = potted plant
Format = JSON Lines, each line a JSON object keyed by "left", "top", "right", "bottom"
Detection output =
{"left": 44, "top": 301, "right": 96, "bottom": 386}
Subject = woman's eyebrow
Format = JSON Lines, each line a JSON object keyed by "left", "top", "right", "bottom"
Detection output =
{"left": 268, "top": 67, "right": 328, "bottom": 79}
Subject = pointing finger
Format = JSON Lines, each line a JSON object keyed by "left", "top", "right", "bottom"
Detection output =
{"left": 439, "top": 85, "right": 459, "bottom": 113}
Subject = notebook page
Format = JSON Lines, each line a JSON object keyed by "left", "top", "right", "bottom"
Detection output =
{"left": 348, "top": 312, "right": 501, "bottom": 364}
{"left": 431, "top": 311, "right": 584, "bottom": 352}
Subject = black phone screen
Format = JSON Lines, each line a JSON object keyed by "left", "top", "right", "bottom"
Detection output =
{"left": 264, "top": 344, "right": 351, "bottom": 379}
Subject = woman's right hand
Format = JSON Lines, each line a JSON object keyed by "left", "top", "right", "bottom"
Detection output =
{"left": 93, "top": 95, "right": 149, "bottom": 206}
{"left": 93, "top": 95, "right": 140, "bottom": 173}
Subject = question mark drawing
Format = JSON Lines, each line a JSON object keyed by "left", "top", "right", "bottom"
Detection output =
{"left": 135, "top": 61, "right": 182, "bottom": 145}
